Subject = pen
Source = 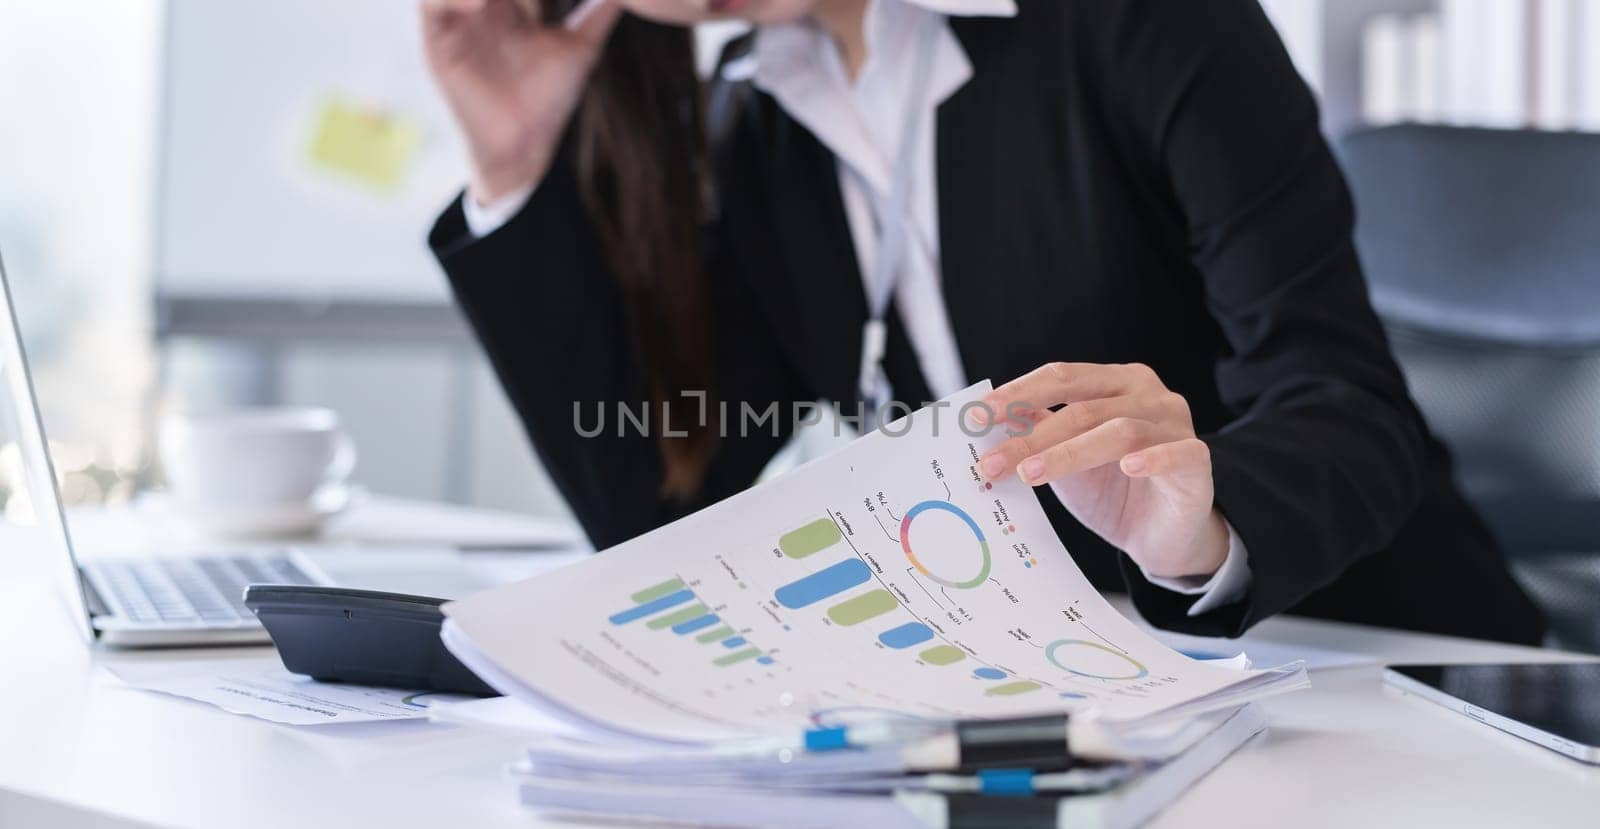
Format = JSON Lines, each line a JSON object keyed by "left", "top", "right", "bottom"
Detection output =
{"left": 915, "top": 765, "right": 1134, "bottom": 796}
{"left": 899, "top": 715, "right": 1120, "bottom": 773}
{"left": 708, "top": 719, "right": 941, "bottom": 761}
{"left": 722, "top": 714, "right": 1123, "bottom": 771}
{"left": 799, "top": 719, "right": 946, "bottom": 751}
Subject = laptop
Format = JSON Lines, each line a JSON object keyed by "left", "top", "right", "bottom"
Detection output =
{"left": 0, "top": 249, "right": 507, "bottom": 647}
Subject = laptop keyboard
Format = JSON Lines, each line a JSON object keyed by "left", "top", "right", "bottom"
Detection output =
{"left": 87, "top": 554, "right": 315, "bottom": 625}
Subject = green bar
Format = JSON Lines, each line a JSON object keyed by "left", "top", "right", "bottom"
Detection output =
{"left": 631, "top": 578, "right": 686, "bottom": 604}
{"left": 647, "top": 604, "right": 709, "bottom": 630}
{"left": 919, "top": 645, "right": 967, "bottom": 666}
{"left": 985, "top": 681, "right": 1042, "bottom": 696}
{"left": 714, "top": 648, "right": 762, "bottom": 667}
{"left": 779, "top": 518, "right": 843, "bottom": 560}
{"left": 825, "top": 590, "right": 898, "bottom": 626}
{"left": 695, "top": 625, "right": 736, "bottom": 644}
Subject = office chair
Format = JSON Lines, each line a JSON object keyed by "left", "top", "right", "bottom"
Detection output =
{"left": 1338, "top": 125, "right": 1600, "bottom": 654}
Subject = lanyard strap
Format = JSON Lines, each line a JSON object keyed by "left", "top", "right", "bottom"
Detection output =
{"left": 858, "top": 15, "right": 942, "bottom": 424}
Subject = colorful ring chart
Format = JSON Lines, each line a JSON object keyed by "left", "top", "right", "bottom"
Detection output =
{"left": 1045, "top": 639, "right": 1149, "bottom": 680}
{"left": 900, "top": 500, "right": 991, "bottom": 589}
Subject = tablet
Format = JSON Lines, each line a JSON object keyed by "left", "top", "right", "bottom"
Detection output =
{"left": 1384, "top": 663, "right": 1600, "bottom": 764}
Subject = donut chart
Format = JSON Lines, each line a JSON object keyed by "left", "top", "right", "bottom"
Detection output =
{"left": 1045, "top": 639, "right": 1149, "bottom": 680}
{"left": 900, "top": 500, "right": 991, "bottom": 589}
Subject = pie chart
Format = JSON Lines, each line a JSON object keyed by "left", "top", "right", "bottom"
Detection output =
{"left": 900, "top": 500, "right": 991, "bottom": 589}
{"left": 1045, "top": 639, "right": 1149, "bottom": 680}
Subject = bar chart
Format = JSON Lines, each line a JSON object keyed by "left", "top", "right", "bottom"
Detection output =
{"left": 774, "top": 559, "right": 871, "bottom": 609}
{"left": 771, "top": 518, "right": 911, "bottom": 645}
{"left": 919, "top": 644, "right": 966, "bottom": 666}
{"left": 765, "top": 496, "right": 1133, "bottom": 706}
{"left": 609, "top": 578, "right": 776, "bottom": 668}
{"left": 769, "top": 515, "right": 1031, "bottom": 688}
{"left": 778, "top": 518, "right": 843, "bottom": 560}
{"left": 771, "top": 515, "right": 980, "bottom": 676}
{"left": 825, "top": 590, "right": 899, "bottom": 626}
{"left": 877, "top": 622, "right": 935, "bottom": 649}
{"left": 453, "top": 383, "right": 1269, "bottom": 743}
{"left": 725, "top": 493, "right": 1152, "bottom": 706}
{"left": 986, "top": 680, "right": 1043, "bottom": 696}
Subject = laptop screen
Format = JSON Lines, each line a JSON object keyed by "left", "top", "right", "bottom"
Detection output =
{"left": 0, "top": 250, "right": 93, "bottom": 641}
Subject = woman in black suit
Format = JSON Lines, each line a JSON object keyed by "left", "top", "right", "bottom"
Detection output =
{"left": 422, "top": 0, "right": 1544, "bottom": 643}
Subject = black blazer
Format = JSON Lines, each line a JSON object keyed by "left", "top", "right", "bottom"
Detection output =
{"left": 430, "top": 0, "right": 1544, "bottom": 644}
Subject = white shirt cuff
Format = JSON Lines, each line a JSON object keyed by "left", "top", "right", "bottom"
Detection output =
{"left": 461, "top": 184, "right": 536, "bottom": 238}
{"left": 1140, "top": 520, "right": 1252, "bottom": 617}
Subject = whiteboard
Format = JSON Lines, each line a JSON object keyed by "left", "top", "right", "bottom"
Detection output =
{"left": 156, "top": 0, "right": 470, "bottom": 302}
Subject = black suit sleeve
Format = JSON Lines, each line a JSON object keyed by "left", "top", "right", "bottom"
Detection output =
{"left": 1102, "top": 0, "right": 1427, "bottom": 635}
{"left": 429, "top": 154, "right": 808, "bottom": 550}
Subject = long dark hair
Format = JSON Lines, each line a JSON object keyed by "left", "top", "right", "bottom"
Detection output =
{"left": 532, "top": 0, "right": 717, "bottom": 499}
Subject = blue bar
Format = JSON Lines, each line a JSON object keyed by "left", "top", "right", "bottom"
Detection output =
{"left": 774, "top": 559, "right": 872, "bottom": 609}
{"left": 757, "top": 656, "right": 775, "bottom": 665}
{"left": 722, "top": 636, "right": 748, "bottom": 649}
{"left": 878, "top": 622, "right": 935, "bottom": 650}
{"left": 805, "top": 727, "right": 849, "bottom": 751}
{"left": 973, "top": 667, "right": 1007, "bottom": 680}
{"left": 607, "top": 589, "right": 696, "bottom": 625}
{"left": 978, "top": 769, "right": 1035, "bottom": 796}
{"left": 671, "top": 614, "right": 721, "bottom": 635}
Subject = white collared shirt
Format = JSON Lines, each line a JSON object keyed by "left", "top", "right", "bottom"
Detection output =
{"left": 461, "top": 0, "right": 1250, "bottom": 615}
{"left": 749, "top": 0, "right": 980, "bottom": 400}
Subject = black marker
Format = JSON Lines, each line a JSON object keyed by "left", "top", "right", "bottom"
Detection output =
{"left": 896, "top": 791, "right": 1072, "bottom": 829}
{"left": 898, "top": 714, "right": 1122, "bottom": 773}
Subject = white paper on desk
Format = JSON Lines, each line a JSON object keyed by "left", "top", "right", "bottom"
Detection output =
{"left": 109, "top": 659, "right": 473, "bottom": 726}
{"left": 443, "top": 382, "right": 1306, "bottom": 743}
{"left": 429, "top": 695, "right": 590, "bottom": 737}
{"left": 1151, "top": 630, "right": 1374, "bottom": 672}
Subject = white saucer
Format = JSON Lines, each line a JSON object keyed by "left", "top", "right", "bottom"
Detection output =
{"left": 163, "top": 486, "right": 359, "bottom": 541}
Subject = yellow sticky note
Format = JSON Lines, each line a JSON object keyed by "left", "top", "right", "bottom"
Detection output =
{"left": 305, "top": 98, "right": 422, "bottom": 191}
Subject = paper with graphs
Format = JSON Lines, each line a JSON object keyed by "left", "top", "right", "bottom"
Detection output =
{"left": 111, "top": 659, "right": 471, "bottom": 726}
{"left": 443, "top": 382, "right": 1304, "bottom": 742}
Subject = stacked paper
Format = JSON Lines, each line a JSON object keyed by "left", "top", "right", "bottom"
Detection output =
{"left": 437, "top": 382, "right": 1306, "bottom": 825}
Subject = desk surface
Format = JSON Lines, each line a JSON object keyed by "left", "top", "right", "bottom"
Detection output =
{"left": 2, "top": 498, "right": 1595, "bottom": 829}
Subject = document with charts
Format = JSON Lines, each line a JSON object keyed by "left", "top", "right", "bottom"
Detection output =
{"left": 442, "top": 382, "right": 1305, "bottom": 743}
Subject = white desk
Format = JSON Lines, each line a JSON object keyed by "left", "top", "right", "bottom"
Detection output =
{"left": 1, "top": 498, "right": 1595, "bottom": 828}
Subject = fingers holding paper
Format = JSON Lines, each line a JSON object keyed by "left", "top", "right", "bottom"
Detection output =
{"left": 977, "top": 363, "right": 1230, "bottom": 581}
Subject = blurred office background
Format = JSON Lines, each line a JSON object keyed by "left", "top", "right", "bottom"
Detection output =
{"left": 0, "top": 2, "right": 1596, "bottom": 645}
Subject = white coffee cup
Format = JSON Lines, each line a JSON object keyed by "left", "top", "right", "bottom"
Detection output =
{"left": 159, "top": 408, "right": 356, "bottom": 507}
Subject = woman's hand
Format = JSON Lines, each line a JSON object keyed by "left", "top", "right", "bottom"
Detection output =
{"left": 974, "top": 363, "right": 1229, "bottom": 580}
{"left": 422, "top": 0, "right": 621, "bottom": 203}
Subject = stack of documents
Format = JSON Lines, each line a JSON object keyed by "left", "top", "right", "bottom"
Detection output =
{"left": 492, "top": 703, "right": 1268, "bottom": 829}
{"left": 439, "top": 382, "right": 1307, "bottom": 827}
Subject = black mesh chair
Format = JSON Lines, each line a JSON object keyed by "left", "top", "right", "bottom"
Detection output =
{"left": 1338, "top": 125, "right": 1600, "bottom": 653}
